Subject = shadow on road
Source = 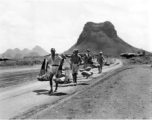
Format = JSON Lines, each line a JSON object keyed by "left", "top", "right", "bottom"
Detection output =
{"left": 77, "top": 83, "right": 89, "bottom": 86}
{"left": 59, "top": 84, "right": 74, "bottom": 87}
{"left": 33, "top": 89, "right": 68, "bottom": 96}
{"left": 59, "top": 82, "right": 89, "bottom": 87}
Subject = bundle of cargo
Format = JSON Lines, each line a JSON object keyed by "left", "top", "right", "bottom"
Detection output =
{"left": 104, "top": 62, "right": 110, "bottom": 66}
{"left": 79, "top": 67, "right": 93, "bottom": 79}
{"left": 54, "top": 76, "right": 67, "bottom": 84}
{"left": 37, "top": 70, "right": 71, "bottom": 83}
{"left": 37, "top": 58, "right": 50, "bottom": 81}
{"left": 53, "top": 70, "right": 71, "bottom": 84}
{"left": 79, "top": 66, "right": 92, "bottom": 72}
{"left": 37, "top": 72, "right": 50, "bottom": 81}
{"left": 37, "top": 58, "right": 72, "bottom": 84}
{"left": 92, "top": 63, "right": 100, "bottom": 68}
{"left": 81, "top": 71, "right": 93, "bottom": 79}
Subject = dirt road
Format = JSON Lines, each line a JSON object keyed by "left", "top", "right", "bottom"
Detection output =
{"left": 31, "top": 65, "right": 152, "bottom": 119}
{"left": 0, "top": 59, "right": 121, "bottom": 119}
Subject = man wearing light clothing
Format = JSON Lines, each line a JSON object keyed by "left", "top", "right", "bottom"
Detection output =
{"left": 70, "top": 49, "right": 82, "bottom": 86}
{"left": 47, "top": 48, "right": 63, "bottom": 93}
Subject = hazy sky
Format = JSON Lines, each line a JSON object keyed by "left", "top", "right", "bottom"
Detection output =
{"left": 0, "top": 0, "right": 151, "bottom": 53}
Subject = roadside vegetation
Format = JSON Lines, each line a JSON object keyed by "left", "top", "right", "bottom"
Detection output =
{"left": 0, "top": 57, "right": 44, "bottom": 68}
{"left": 121, "top": 55, "right": 152, "bottom": 65}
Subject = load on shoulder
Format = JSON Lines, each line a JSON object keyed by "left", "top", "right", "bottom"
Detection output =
{"left": 43, "top": 49, "right": 104, "bottom": 59}
{"left": 64, "top": 53, "right": 98, "bottom": 58}
{"left": 44, "top": 53, "right": 66, "bottom": 59}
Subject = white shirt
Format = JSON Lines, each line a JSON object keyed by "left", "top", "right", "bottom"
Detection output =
{"left": 48, "top": 54, "right": 62, "bottom": 65}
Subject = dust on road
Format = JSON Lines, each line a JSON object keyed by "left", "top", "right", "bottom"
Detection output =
{"left": 33, "top": 65, "right": 152, "bottom": 119}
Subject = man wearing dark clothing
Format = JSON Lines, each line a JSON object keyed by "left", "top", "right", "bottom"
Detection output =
{"left": 83, "top": 49, "right": 93, "bottom": 68}
{"left": 70, "top": 49, "right": 82, "bottom": 86}
{"left": 97, "top": 51, "right": 104, "bottom": 73}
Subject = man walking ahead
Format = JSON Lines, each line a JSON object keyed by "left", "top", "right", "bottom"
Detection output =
{"left": 83, "top": 49, "right": 93, "bottom": 68}
{"left": 97, "top": 51, "right": 104, "bottom": 73}
{"left": 47, "top": 48, "right": 64, "bottom": 93}
{"left": 70, "top": 49, "right": 82, "bottom": 86}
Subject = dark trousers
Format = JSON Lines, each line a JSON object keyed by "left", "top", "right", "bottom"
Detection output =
{"left": 98, "top": 63, "right": 103, "bottom": 73}
{"left": 72, "top": 73, "right": 77, "bottom": 83}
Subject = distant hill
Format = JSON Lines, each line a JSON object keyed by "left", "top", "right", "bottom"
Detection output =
{"left": 14, "top": 48, "right": 22, "bottom": 54}
{"left": 14, "top": 53, "right": 23, "bottom": 59}
{"left": 22, "top": 48, "right": 30, "bottom": 56}
{"left": 31, "top": 45, "right": 48, "bottom": 56}
{"left": 25, "top": 52, "right": 39, "bottom": 57}
{"left": 2, "top": 45, "right": 48, "bottom": 58}
{"left": 65, "top": 21, "right": 145, "bottom": 56}
{"left": 2, "top": 49, "right": 16, "bottom": 58}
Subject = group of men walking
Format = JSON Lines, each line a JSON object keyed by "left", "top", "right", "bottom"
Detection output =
{"left": 45, "top": 48, "right": 104, "bottom": 94}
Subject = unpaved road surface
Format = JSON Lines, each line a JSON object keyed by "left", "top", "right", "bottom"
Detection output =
{"left": 32, "top": 65, "right": 152, "bottom": 119}
{"left": 0, "top": 59, "right": 121, "bottom": 119}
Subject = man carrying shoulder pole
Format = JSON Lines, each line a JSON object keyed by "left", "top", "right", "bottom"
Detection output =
{"left": 83, "top": 49, "right": 93, "bottom": 68}
{"left": 97, "top": 51, "right": 104, "bottom": 73}
{"left": 47, "top": 48, "right": 64, "bottom": 93}
{"left": 70, "top": 49, "right": 82, "bottom": 86}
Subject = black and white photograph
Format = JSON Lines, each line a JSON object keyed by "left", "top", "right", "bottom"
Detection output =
{"left": 0, "top": 0, "right": 151, "bottom": 119}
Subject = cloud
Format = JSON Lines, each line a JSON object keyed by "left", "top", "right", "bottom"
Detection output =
{"left": 32, "top": 18, "right": 74, "bottom": 52}
{"left": 0, "top": 8, "right": 34, "bottom": 52}
{"left": 0, "top": 11, "right": 31, "bottom": 27}
{"left": 0, "top": 0, "right": 151, "bottom": 53}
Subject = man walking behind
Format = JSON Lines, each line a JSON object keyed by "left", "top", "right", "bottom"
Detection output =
{"left": 97, "top": 51, "right": 105, "bottom": 73}
{"left": 70, "top": 49, "right": 82, "bottom": 86}
{"left": 83, "top": 49, "right": 93, "bottom": 68}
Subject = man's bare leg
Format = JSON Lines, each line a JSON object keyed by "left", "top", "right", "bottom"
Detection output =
{"left": 100, "top": 64, "right": 103, "bottom": 73}
{"left": 98, "top": 66, "right": 101, "bottom": 73}
{"left": 72, "top": 73, "right": 75, "bottom": 85}
{"left": 49, "top": 73, "right": 54, "bottom": 93}
{"left": 54, "top": 82, "right": 58, "bottom": 92}
{"left": 75, "top": 73, "right": 77, "bottom": 85}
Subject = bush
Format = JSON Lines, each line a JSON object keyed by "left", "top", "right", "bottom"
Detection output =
{"left": 0, "top": 58, "right": 44, "bottom": 67}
